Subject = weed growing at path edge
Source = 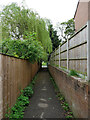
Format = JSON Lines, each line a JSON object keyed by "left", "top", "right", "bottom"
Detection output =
{"left": 68, "top": 69, "right": 80, "bottom": 77}
{"left": 5, "top": 74, "right": 38, "bottom": 119}
{"left": 49, "top": 72, "right": 74, "bottom": 118}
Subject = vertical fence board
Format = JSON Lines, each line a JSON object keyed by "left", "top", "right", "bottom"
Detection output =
{"left": 0, "top": 54, "right": 39, "bottom": 118}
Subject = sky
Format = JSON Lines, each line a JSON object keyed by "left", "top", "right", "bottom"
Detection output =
{"left": 0, "top": 0, "right": 79, "bottom": 26}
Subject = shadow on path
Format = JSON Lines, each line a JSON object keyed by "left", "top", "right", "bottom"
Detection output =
{"left": 24, "top": 68, "right": 65, "bottom": 118}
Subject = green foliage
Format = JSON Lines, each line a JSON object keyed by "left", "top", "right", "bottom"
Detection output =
{"left": 17, "top": 95, "right": 29, "bottom": 105}
{"left": 56, "top": 18, "right": 75, "bottom": 41}
{"left": 48, "top": 23, "right": 61, "bottom": 50}
{"left": 1, "top": 3, "right": 52, "bottom": 54}
{"left": 69, "top": 69, "right": 80, "bottom": 77}
{"left": 5, "top": 73, "right": 38, "bottom": 119}
{"left": 66, "top": 115, "right": 73, "bottom": 118}
{"left": 1, "top": 33, "right": 47, "bottom": 62}
{"left": 5, "top": 94, "right": 29, "bottom": 119}
{"left": 61, "top": 18, "right": 75, "bottom": 38}
{"left": 62, "top": 102, "right": 69, "bottom": 111}
{"left": 22, "top": 86, "right": 33, "bottom": 98}
{"left": 42, "top": 61, "right": 47, "bottom": 66}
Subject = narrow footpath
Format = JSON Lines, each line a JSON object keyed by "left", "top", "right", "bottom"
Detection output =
{"left": 24, "top": 68, "right": 65, "bottom": 119}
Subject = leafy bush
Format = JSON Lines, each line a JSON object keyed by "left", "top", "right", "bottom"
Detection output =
{"left": 6, "top": 111, "right": 24, "bottom": 119}
{"left": 22, "top": 86, "right": 33, "bottom": 98}
{"left": 2, "top": 33, "right": 46, "bottom": 62}
{"left": 1, "top": 3, "right": 52, "bottom": 55}
{"left": 17, "top": 95, "right": 29, "bottom": 105}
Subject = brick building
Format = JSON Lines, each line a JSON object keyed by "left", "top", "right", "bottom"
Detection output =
{"left": 74, "top": 0, "right": 90, "bottom": 31}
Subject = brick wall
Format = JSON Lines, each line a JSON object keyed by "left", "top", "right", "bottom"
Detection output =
{"left": 48, "top": 65, "right": 88, "bottom": 118}
{"left": 74, "top": 1, "right": 88, "bottom": 31}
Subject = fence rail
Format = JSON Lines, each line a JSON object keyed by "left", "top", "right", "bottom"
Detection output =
{"left": 49, "top": 24, "right": 87, "bottom": 76}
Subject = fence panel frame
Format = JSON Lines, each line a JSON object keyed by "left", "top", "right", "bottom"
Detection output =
{"left": 49, "top": 24, "right": 88, "bottom": 80}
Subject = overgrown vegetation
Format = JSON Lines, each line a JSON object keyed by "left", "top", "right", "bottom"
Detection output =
{"left": 68, "top": 69, "right": 80, "bottom": 77}
{"left": 0, "top": 2, "right": 52, "bottom": 61}
{"left": 5, "top": 74, "right": 37, "bottom": 119}
{"left": 49, "top": 72, "right": 74, "bottom": 118}
{"left": 1, "top": 33, "right": 47, "bottom": 62}
{"left": 50, "top": 64, "right": 87, "bottom": 80}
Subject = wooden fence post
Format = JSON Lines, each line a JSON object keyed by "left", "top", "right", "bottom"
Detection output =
{"left": 59, "top": 45, "right": 61, "bottom": 68}
{"left": 0, "top": 55, "right": 3, "bottom": 119}
{"left": 67, "top": 39, "right": 69, "bottom": 71}
{"left": 87, "top": 21, "right": 90, "bottom": 81}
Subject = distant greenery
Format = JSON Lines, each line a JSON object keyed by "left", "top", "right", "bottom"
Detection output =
{"left": 42, "top": 61, "right": 47, "bottom": 66}
{"left": 0, "top": 2, "right": 52, "bottom": 61}
{"left": 5, "top": 74, "right": 37, "bottom": 119}
{"left": 48, "top": 21, "right": 61, "bottom": 50}
{"left": 56, "top": 18, "right": 75, "bottom": 41}
{"left": 61, "top": 18, "right": 75, "bottom": 39}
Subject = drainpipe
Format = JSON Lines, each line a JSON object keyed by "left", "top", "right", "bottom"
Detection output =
{"left": 87, "top": 20, "right": 90, "bottom": 81}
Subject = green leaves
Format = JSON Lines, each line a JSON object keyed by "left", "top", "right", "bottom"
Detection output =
{"left": 22, "top": 86, "right": 34, "bottom": 98}
{"left": 5, "top": 73, "right": 37, "bottom": 119}
{"left": 48, "top": 23, "right": 60, "bottom": 50}
{"left": 2, "top": 33, "right": 46, "bottom": 62}
{"left": 1, "top": 3, "right": 52, "bottom": 54}
{"left": 61, "top": 18, "right": 75, "bottom": 39}
{"left": 69, "top": 70, "right": 80, "bottom": 77}
{"left": 5, "top": 94, "right": 29, "bottom": 119}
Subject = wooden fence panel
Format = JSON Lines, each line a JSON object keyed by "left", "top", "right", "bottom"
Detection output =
{"left": 49, "top": 25, "right": 87, "bottom": 75}
{"left": 0, "top": 54, "right": 39, "bottom": 118}
{"left": 61, "top": 42, "right": 67, "bottom": 52}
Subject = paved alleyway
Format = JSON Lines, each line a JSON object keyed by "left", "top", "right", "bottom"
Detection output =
{"left": 24, "top": 68, "right": 65, "bottom": 119}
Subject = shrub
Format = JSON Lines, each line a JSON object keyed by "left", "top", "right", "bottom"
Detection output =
{"left": 1, "top": 33, "right": 47, "bottom": 62}
{"left": 23, "top": 86, "right": 34, "bottom": 98}
{"left": 17, "top": 94, "right": 29, "bottom": 106}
